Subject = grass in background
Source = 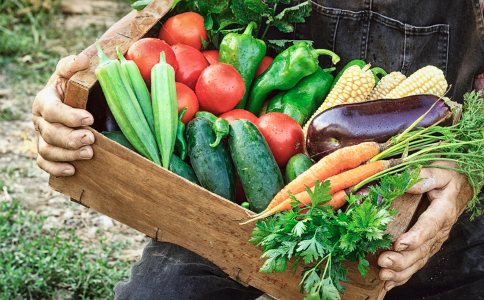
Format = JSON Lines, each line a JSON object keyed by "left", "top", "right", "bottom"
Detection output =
{"left": 0, "top": 200, "right": 132, "bottom": 299}
{"left": 0, "top": 0, "right": 131, "bottom": 94}
{"left": 1, "top": 1, "right": 136, "bottom": 298}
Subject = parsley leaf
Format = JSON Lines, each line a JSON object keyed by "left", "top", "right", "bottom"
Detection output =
{"left": 131, "top": 0, "right": 152, "bottom": 11}
{"left": 273, "top": 1, "right": 312, "bottom": 33}
{"left": 250, "top": 170, "right": 421, "bottom": 299}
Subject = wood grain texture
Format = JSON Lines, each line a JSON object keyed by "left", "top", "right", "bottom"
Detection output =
{"left": 49, "top": 129, "right": 423, "bottom": 300}
{"left": 63, "top": 0, "right": 173, "bottom": 109}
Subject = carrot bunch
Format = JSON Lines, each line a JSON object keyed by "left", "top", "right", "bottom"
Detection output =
{"left": 241, "top": 142, "right": 399, "bottom": 224}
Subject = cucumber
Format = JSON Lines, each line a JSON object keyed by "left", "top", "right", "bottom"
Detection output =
{"left": 228, "top": 119, "right": 284, "bottom": 213}
{"left": 102, "top": 131, "right": 138, "bottom": 153}
{"left": 187, "top": 117, "right": 236, "bottom": 202}
{"left": 285, "top": 153, "right": 314, "bottom": 184}
{"left": 169, "top": 154, "right": 200, "bottom": 185}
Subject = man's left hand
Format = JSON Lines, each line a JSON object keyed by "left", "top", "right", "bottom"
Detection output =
{"left": 378, "top": 160, "right": 474, "bottom": 290}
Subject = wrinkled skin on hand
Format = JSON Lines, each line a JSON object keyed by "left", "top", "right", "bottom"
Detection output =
{"left": 378, "top": 161, "right": 474, "bottom": 290}
{"left": 32, "top": 10, "right": 137, "bottom": 176}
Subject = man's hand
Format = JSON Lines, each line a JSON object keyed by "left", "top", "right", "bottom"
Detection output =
{"left": 32, "top": 10, "right": 137, "bottom": 177}
{"left": 33, "top": 54, "right": 95, "bottom": 176}
{"left": 378, "top": 161, "right": 474, "bottom": 290}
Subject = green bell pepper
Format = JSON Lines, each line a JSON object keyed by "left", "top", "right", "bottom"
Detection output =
{"left": 245, "top": 41, "right": 340, "bottom": 115}
{"left": 267, "top": 67, "right": 334, "bottom": 125}
{"left": 195, "top": 111, "right": 218, "bottom": 124}
{"left": 219, "top": 22, "right": 266, "bottom": 110}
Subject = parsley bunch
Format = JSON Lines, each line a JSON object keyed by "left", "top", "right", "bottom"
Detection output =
{"left": 250, "top": 170, "right": 421, "bottom": 300}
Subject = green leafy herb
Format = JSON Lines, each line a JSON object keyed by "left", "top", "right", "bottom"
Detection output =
{"left": 167, "top": 0, "right": 312, "bottom": 49}
{"left": 266, "top": 39, "right": 313, "bottom": 53}
{"left": 130, "top": 0, "right": 152, "bottom": 11}
{"left": 250, "top": 169, "right": 421, "bottom": 300}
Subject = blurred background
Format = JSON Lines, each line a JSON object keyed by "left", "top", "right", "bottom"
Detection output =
{"left": 0, "top": 1, "right": 151, "bottom": 299}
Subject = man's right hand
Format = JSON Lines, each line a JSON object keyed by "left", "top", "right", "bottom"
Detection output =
{"left": 32, "top": 10, "right": 137, "bottom": 177}
{"left": 33, "top": 53, "right": 95, "bottom": 176}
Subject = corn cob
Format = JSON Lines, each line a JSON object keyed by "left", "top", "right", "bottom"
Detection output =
{"left": 366, "top": 71, "right": 407, "bottom": 101}
{"left": 116, "top": 46, "right": 155, "bottom": 135}
{"left": 94, "top": 41, "right": 161, "bottom": 165}
{"left": 385, "top": 65, "right": 447, "bottom": 98}
{"left": 303, "top": 64, "right": 375, "bottom": 135}
{"left": 152, "top": 52, "right": 178, "bottom": 169}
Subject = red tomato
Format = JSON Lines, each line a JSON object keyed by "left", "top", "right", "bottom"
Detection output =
{"left": 202, "top": 50, "right": 219, "bottom": 65}
{"left": 255, "top": 113, "right": 304, "bottom": 167}
{"left": 172, "top": 44, "right": 209, "bottom": 90}
{"left": 159, "top": 12, "right": 208, "bottom": 50}
{"left": 254, "top": 56, "right": 274, "bottom": 80}
{"left": 219, "top": 109, "right": 258, "bottom": 125}
{"left": 176, "top": 82, "right": 199, "bottom": 124}
{"left": 195, "top": 63, "right": 245, "bottom": 116}
{"left": 126, "top": 38, "right": 178, "bottom": 82}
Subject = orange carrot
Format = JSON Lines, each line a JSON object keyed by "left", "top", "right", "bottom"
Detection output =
{"left": 241, "top": 159, "right": 401, "bottom": 224}
{"left": 240, "top": 190, "right": 347, "bottom": 225}
{"left": 252, "top": 142, "right": 382, "bottom": 217}
{"left": 290, "top": 160, "right": 397, "bottom": 202}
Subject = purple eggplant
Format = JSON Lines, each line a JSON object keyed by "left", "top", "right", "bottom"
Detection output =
{"left": 306, "top": 95, "right": 454, "bottom": 161}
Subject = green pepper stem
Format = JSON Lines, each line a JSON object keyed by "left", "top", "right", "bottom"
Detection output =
{"left": 244, "top": 21, "right": 257, "bottom": 36}
{"left": 210, "top": 136, "right": 222, "bottom": 148}
{"left": 95, "top": 40, "right": 111, "bottom": 65}
{"left": 370, "top": 67, "right": 387, "bottom": 78}
{"left": 311, "top": 49, "right": 340, "bottom": 64}
{"left": 116, "top": 46, "right": 127, "bottom": 63}
{"left": 179, "top": 106, "right": 187, "bottom": 122}
{"left": 159, "top": 51, "right": 166, "bottom": 64}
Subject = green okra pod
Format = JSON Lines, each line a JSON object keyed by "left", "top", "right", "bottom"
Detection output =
{"left": 94, "top": 41, "right": 160, "bottom": 165}
{"left": 152, "top": 52, "right": 178, "bottom": 168}
{"left": 116, "top": 46, "right": 155, "bottom": 135}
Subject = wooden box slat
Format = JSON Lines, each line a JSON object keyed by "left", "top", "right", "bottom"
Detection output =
{"left": 49, "top": 1, "right": 424, "bottom": 298}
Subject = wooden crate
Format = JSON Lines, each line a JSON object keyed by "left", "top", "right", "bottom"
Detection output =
{"left": 48, "top": 1, "right": 425, "bottom": 299}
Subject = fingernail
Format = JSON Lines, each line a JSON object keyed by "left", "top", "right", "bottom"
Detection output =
{"left": 396, "top": 243, "right": 409, "bottom": 252}
{"left": 386, "top": 283, "right": 395, "bottom": 291}
{"left": 380, "top": 257, "right": 393, "bottom": 268}
{"left": 62, "top": 169, "right": 74, "bottom": 176}
{"left": 81, "top": 117, "right": 93, "bottom": 126}
{"left": 380, "top": 270, "right": 393, "bottom": 281}
{"left": 79, "top": 149, "right": 91, "bottom": 159}
{"left": 81, "top": 135, "right": 92, "bottom": 145}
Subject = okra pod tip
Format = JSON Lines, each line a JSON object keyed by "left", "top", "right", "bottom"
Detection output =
{"left": 95, "top": 40, "right": 111, "bottom": 65}
{"left": 116, "top": 46, "right": 127, "bottom": 62}
{"left": 160, "top": 51, "right": 166, "bottom": 63}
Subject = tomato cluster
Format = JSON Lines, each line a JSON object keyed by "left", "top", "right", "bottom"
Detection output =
{"left": 125, "top": 12, "right": 304, "bottom": 170}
